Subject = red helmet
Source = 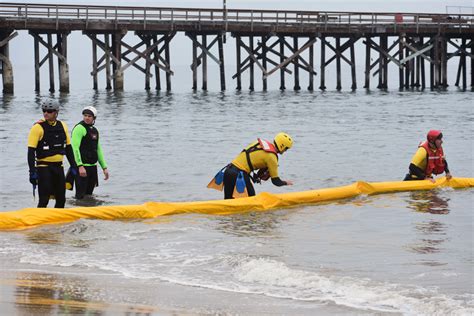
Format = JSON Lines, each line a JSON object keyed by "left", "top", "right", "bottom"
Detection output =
{"left": 427, "top": 130, "right": 442, "bottom": 143}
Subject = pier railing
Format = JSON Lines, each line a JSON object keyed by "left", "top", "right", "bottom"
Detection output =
{"left": 0, "top": 2, "right": 473, "bottom": 28}
{"left": 0, "top": 2, "right": 472, "bottom": 93}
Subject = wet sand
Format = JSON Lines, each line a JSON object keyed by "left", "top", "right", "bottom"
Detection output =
{"left": 0, "top": 269, "right": 367, "bottom": 315}
{"left": 0, "top": 271, "right": 169, "bottom": 315}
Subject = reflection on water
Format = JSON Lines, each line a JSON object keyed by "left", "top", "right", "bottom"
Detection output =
{"left": 409, "top": 235, "right": 448, "bottom": 255}
{"left": 24, "top": 231, "right": 63, "bottom": 245}
{"left": 405, "top": 191, "right": 450, "bottom": 257}
{"left": 7, "top": 272, "right": 158, "bottom": 315}
{"left": 68, "top": 195, "right": 112, "bottom": 207}
{"left": 13, "top": 272, "right": 105, "bottom": 315}
{"left": 406, "top": 190, "right": 450, "bottom": 215}
{"left": 215, "top": 211, "right": 285, "bottom": 237}
{"left": 23, "top": 222, "right": 96, "bottom": 248}
{"left": 414, "top": 220, "right": 447, "bottom": 235}
{"left": 0, "top": 94, "right": 15, "bottom": 110}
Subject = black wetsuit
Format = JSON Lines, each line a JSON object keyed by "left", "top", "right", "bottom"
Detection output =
{"left": 223, "top": 164, "right": 256, "bottom": 199}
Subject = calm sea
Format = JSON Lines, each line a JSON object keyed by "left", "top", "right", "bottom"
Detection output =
{"left": 0, "top": 89, "right": 472, "bottom": 315}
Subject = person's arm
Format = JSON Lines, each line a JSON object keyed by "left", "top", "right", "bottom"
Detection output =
{"left": 27, "top": 147, "right": 38, "bottom": 185}
{"left": 27, "top": 147, "right": 36, "bottom": 172}
{"left": 408, "top": 163, "right": 426, "bottom": 179}
{"left": 97, "top": 141, "right": 107, "bottom": 170}
{"left": 267, "top": 155, "right": 293, "bottom": 187}
{"left": 97, "top": 141, "right": 109, "bottom": 180}
{"left": 444, "top": 159, "right": 452, "bottom": 179}
{"left": 27, "top": 124, "right": 42, "bottom": 173}
{"left": 70, "top": 123, "right": 88, "bottom": 176}
{"left": 27, "top": 124, "right": 41, "bottom": 184}
{"left": 409, "top": 147, "right": 434, "bottom": 181}
{"left": 65, "top": 145, "right": 77, "bottom": 169}
{"left": 70, "top": 123, "right": 85, "bottom": 167}
{"left": 444, "top": 159, "right": 449, "bottom": 173}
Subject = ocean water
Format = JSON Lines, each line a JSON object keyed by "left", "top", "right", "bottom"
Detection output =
{"left": 0, "top": 89, "right": 473, "bottom": 315}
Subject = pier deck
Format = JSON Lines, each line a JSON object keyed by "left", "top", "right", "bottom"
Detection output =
{"left": 0, "top": 3, "right": 472, "bottom": 92}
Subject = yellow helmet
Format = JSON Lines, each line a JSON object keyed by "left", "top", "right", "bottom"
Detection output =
{"left": 274, "top": 132, "right": 293, "bottom": 153}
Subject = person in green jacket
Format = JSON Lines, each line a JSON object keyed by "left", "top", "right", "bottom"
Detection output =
{"left": 71, "top": 106, "right": 109, "bottom": 199}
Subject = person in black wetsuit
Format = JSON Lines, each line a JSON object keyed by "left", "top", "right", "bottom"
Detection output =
{"left": 70, "top": 106, "right": 109, "bottom": 199}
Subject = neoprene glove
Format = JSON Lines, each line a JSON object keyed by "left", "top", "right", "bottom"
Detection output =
{"left": 29, "top": 171, "right": 38, "bottom": 186}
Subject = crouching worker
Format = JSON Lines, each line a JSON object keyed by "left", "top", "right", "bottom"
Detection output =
{"left": 208, "top": 132, "right": 294, "bottom": 199}
{"left": 70, "top": 106, "right": 109, "bottom": 199}
{"left": 404, "top": 130, "right": 452, "bottom": 183}
{"left": 27, "top": 101, "right": 77, "bottom": 208}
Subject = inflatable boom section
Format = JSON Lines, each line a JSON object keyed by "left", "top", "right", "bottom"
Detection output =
{"left": 0, "top": 177, "right": 472, "bottom": 230}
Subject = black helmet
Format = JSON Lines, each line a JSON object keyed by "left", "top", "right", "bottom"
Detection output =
{"left": 41, "top": 100, "right": 60, "bottom": 112}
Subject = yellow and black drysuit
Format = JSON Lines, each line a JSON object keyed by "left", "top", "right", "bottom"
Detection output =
{"left": 223, "top": 139, "right": 289, "bottom": 199}
{"left": 404, "top": 144, "right": 449, "bottom": 181}
{"left": 27, "top": 120, "right": 76, "bottom": 208}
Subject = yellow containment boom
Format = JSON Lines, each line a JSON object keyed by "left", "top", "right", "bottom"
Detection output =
{"left": 0, "top": 177, "right": 472, "bottom": 230}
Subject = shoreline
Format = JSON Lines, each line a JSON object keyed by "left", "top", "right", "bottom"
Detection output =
{"left": 0, "top": 268, "right": 365, "bottom": 315}
{"left": 0, "top": 270, "right": 177, "bottom": 316}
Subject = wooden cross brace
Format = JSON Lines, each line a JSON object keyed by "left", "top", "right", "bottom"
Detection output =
{"left": 232, "top": 36, "right": 293, "bottom": 79}
{"left": 186, "top": 33, "right": 222, "bottom": 69}
{"left": 29, "top": 32, "right": 67, "bottom": 64}
{"left": 322, "top": 37, "right": 359, "bottom": 67}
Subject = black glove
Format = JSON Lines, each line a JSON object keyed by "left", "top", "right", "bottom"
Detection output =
{"left": 29, "top": 170, "right": 38, "bottom": 186}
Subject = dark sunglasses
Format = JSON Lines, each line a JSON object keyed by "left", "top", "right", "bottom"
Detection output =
{"left": 42, "top": 109, "right": 57, "bottom": 113}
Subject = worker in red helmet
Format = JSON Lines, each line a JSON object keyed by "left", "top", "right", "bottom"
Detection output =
{"left": 403, "top": 130, "right": 452, "bottom": 183}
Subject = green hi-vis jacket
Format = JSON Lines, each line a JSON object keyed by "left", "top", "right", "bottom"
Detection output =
{"left": 71, "top": 122, "right": 107, "bottom": 169}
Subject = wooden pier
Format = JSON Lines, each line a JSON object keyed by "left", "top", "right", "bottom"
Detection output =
{"left": 0, "top": 2, "right": 473, "bottom": 93}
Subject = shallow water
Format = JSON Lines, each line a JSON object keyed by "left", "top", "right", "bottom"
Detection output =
{"left": 0, "top": 89, "right": 473, "bottom": 315}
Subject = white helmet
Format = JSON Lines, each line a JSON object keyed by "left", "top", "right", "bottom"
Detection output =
{"left": 82, "top": 106, "right": 97, "bottom": 118}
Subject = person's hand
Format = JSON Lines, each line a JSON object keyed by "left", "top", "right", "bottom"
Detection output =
{"left": 29, "top": 171, "right": 38, "bottom": 186}
{"left": 426, "top": 176, "right": 436, "bottom": 183}
{"left": 103, "top": 168, "right": 109, "bottom": 180}
{"left": 446, "top": 172, "right": 452, "bottom": 180}
{"left": 79, "top": 166, "right": 87, "bottom": 177}
{"left": 285, "top": 180, "right": 294, "bottom": 185}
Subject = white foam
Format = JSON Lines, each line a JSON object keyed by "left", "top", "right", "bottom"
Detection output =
{"left": 232, "top": 257, "right": 474, "bottom": 315}
{"left": 7, "top": 238, "right": 473, "bottom": 316}
{"left": 79, "top": 254, "right": 473, "bottom": 316}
